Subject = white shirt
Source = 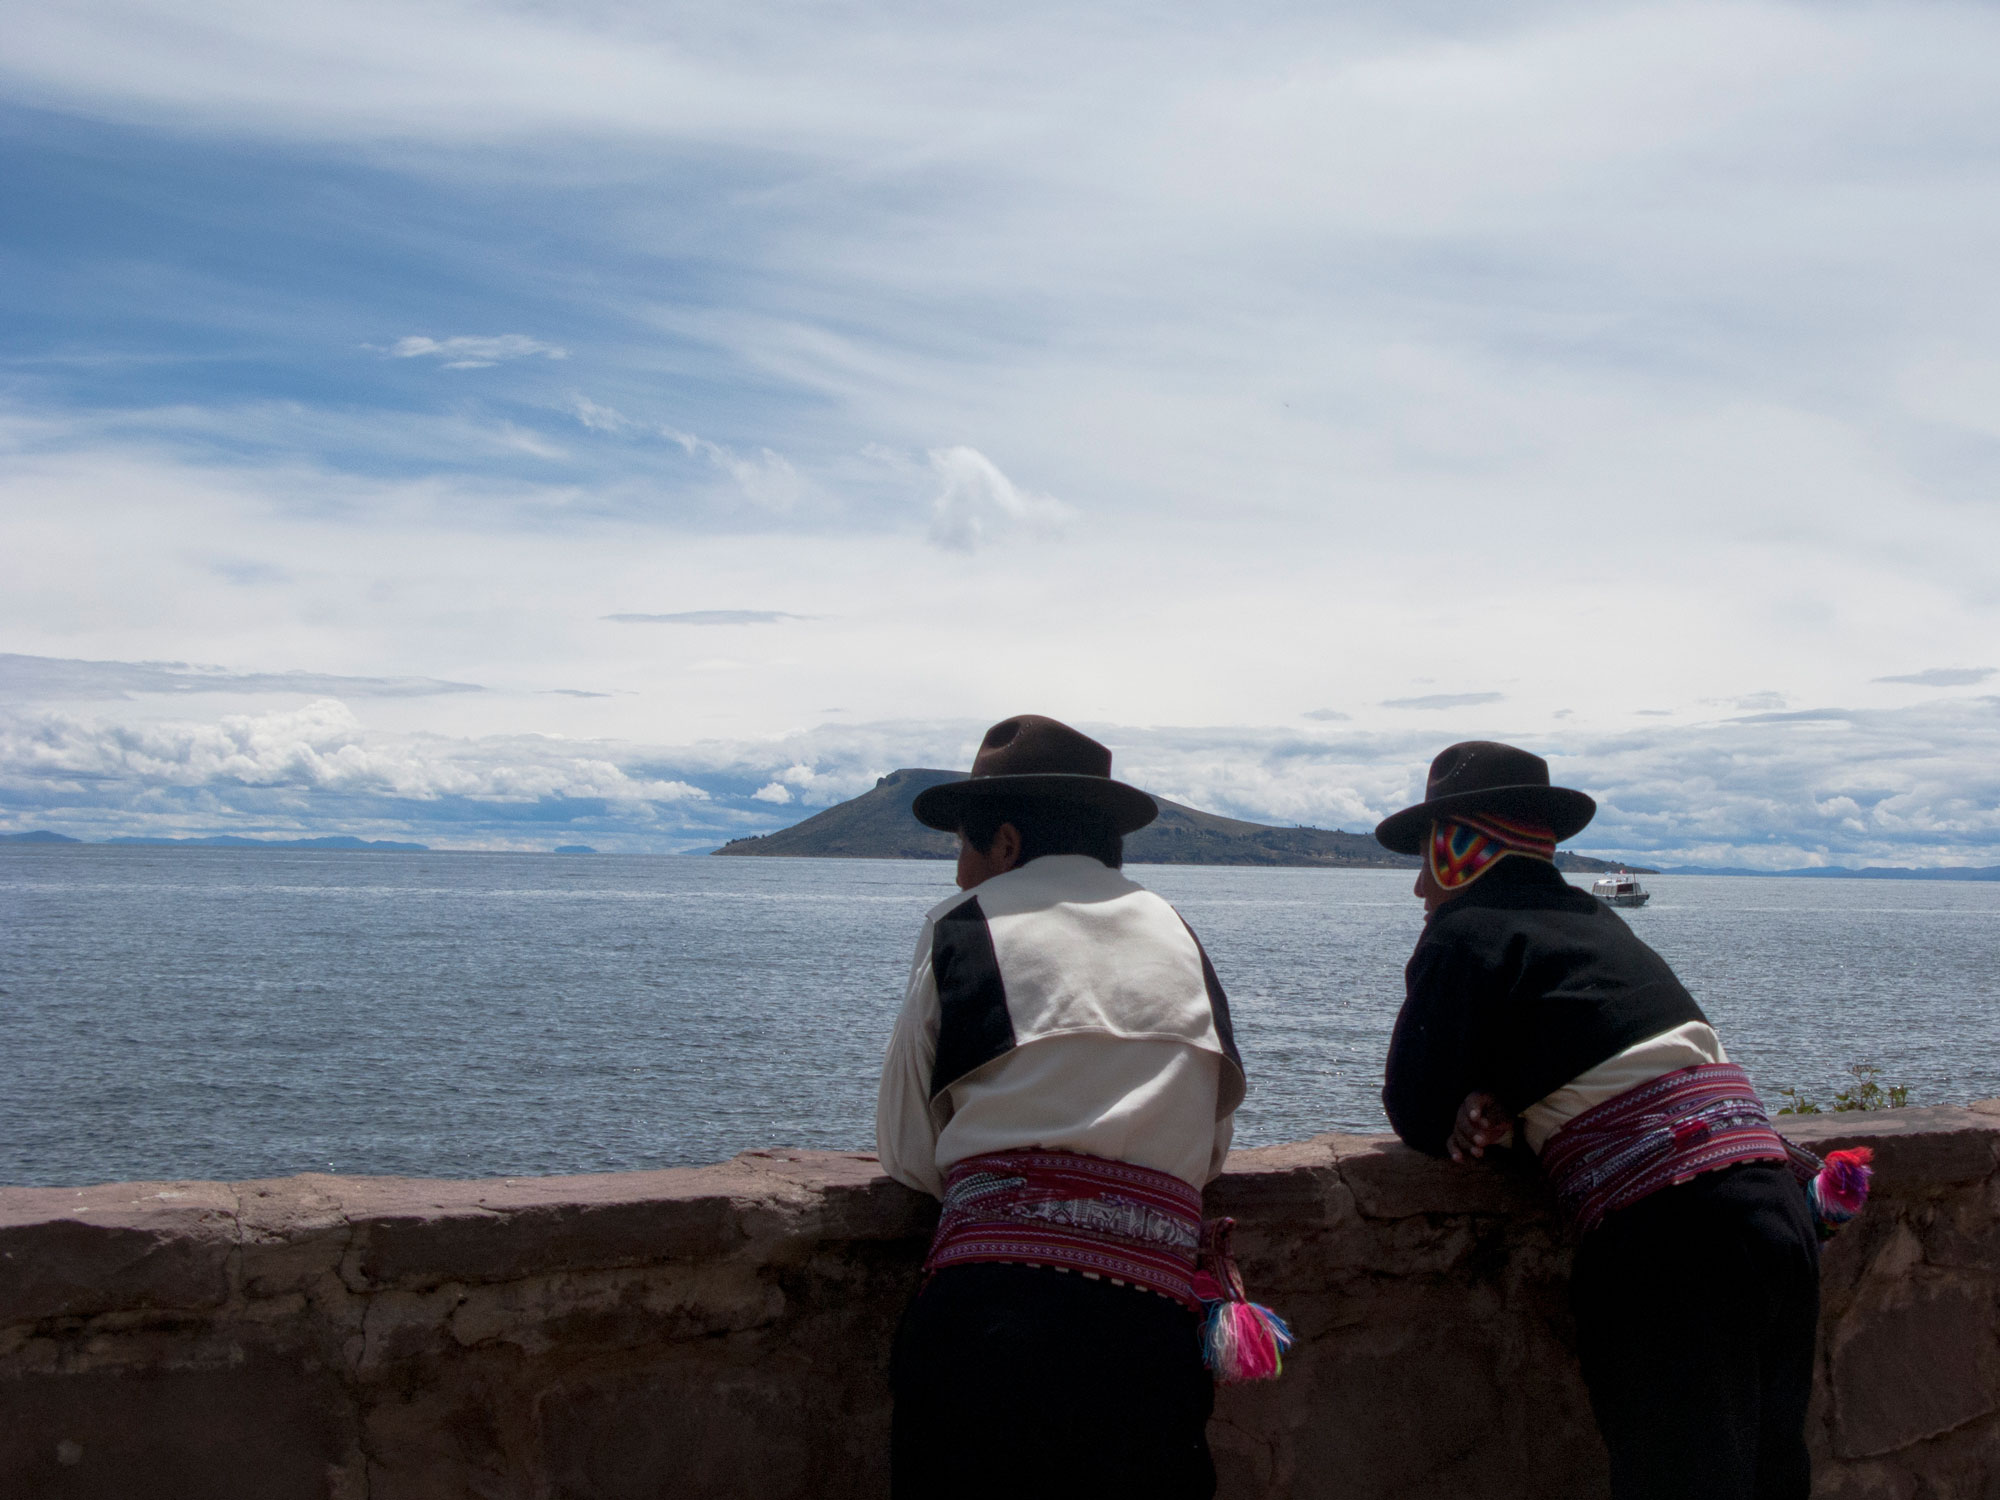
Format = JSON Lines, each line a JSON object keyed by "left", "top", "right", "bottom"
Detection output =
{"left": 874, "top": 855, "right": 1241, "bottom": 1197}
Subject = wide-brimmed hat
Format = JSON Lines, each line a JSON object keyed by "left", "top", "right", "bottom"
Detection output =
{"left": 1374, "top": 740, "right": 1595, "bottom": 855}
{"left": 911, "top": 715, "right": 1159, "bottom": 835}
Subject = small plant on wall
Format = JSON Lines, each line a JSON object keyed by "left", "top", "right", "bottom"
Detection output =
{"left": 1775, "top": 1063, "right": 1912, "bottom": 1115}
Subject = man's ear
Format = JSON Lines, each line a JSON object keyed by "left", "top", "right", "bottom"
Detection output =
{"left": 990, "top": 822, "right": 1024, "bottom": 873}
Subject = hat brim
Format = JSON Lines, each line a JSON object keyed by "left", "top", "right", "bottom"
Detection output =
{"left": 1374, "top": 784, "right": 1596, "bottom": 855}
{"left": 912, "top": 774, "right": 1160, "bottom": 836}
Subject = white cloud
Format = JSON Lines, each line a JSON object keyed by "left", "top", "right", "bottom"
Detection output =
{"left": 1554, "top": 698, "right": 2000, "bottom": 868}
{"left": 0, "top": 700, "right": 706, "bottom": 805}
{"left": 389, "top": 335, "right": 567, "bottom": 369}
{"left": 1381, "top": 692, "right": 1506, "bottom": 711}
{"left": 0, "top": 652, "right": 482, "bottom": 701}
{"left": 567, "top": 394, "right": 635, "bottom": 432}
{"left": 772, "top": 761, "right": 840, "bottom": 803}
{"left": 663, "top": 429, "right": 804, "bottom": 512}
{"left": 926, "top": 446, "right": 1072, "bottom": 553}
{"left": 1896, "top": 353, "right": 2000, "bottom": 442}
{"left": 5, "top": 698, "right": 1996, "bottom": 867}
{"left": 602, "top": 611, "right": 803, "bottom": 626}
{"left": 1875, "top": 667, "right": 1994, "bottom": 688}
{"left": 5, "top": 3, "right": 2000, "bottom": 863}
{"left": 1109, "top": 704, "right": 2000, "bottom": 868}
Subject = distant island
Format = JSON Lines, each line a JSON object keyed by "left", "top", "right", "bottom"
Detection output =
{"left": 711, "top": 769, "right": 1649, "bottom": 871}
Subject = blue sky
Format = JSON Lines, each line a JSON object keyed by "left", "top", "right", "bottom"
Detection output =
{"left": 3, "top": 0, "right": 1999, "bottom": 865}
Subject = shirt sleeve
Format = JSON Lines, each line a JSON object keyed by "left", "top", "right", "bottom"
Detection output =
{"left": 1381, "top": 927, "right": 1489, "bottom": 1158}
{"left": 875, "top": 922, "right": 948, "bottom": 1197}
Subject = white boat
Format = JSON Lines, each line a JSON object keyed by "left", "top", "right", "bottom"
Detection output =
{"left": 1592, "top": 872, "right": 1650, "bottom": 908}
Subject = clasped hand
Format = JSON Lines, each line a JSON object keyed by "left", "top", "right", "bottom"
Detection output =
{"left": 1448, "top": 1091, "right": 1511, "bottom": 1164}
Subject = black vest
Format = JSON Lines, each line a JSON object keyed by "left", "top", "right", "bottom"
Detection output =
{"left": 1382, "top": 859, "right": 1706, "bottom": 1157}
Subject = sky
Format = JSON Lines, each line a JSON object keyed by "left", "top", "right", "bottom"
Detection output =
{"left": 2, "top": 0, "right": 1998, "bottom": 865}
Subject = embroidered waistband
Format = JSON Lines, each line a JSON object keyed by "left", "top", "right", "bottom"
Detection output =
{"left": 924, "top": 1150, "right": 1205, "bottom": 1309}
{"left": 1539, "top": 1061, "right": 1790, "bottom": 1236}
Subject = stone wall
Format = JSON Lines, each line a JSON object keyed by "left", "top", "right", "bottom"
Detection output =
{"left": 3, "top": 1104, "right": 1996, "bottom": 1499}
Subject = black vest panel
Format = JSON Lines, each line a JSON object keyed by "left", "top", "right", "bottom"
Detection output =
{"left": 929, "top": 895, "right": 1015, "bottom": 1100}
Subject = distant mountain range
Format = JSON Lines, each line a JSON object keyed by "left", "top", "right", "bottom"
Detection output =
{"left": 1659, "top": 864, "right": 2000, "bottom": 881}
{"left": 710, "top": 768, "right": 1648, "bottom": 871}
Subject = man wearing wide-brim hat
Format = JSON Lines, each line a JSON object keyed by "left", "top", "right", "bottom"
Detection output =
{"left": 876, "top": 714, "right": 1268, "bottom": 1500}
{"left": 1377, "top": 741, "right": 1865, "bottom": 1500}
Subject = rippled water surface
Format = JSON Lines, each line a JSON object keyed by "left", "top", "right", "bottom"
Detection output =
{"left": 4, "top": 847, "right": 1996, "bottom": 1186}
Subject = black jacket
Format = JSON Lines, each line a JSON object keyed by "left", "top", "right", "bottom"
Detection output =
{"left": 1382, "top": 858, "right": 1706, "bottom": 1157}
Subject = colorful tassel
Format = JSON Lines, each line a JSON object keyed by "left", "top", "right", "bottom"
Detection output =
{"left": 1193, "top": 1216, "right": 1294, "bottom": 1383}
{"left": 1808, "top": 1147, "right": 1874, "bottom": 1236}
{"left": 1201, "top": 1297, "right": 1295, "bottom": 1383}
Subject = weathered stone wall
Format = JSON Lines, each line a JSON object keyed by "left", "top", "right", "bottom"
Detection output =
{"left": 3, "top": 1105, "right": 1996, "bottom": 1499}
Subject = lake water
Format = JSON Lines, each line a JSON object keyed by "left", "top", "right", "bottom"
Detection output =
{"left": 3, "top": 847, "right": 1996, "bottom": 1187}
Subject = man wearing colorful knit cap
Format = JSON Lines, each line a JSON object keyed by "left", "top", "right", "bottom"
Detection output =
{"left": 1376, "top": 741, "right": 1866, "bottom": 1500}
{"left": 877, "top": 714, "right": 1286, "bottom": 1500}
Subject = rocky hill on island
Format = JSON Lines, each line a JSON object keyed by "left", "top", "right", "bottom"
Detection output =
{"left": 711, "top": 768, "right": 1647, "bottom": 871}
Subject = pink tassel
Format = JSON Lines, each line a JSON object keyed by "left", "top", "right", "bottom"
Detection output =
{"left": 1201, "top": 1298, "right": 1294, "bottom": 1383}
{"left": 1811, "top": 1147, "right": 1874, "bottom": 1226}
{"left": 1194, "top": 1216, "right": 1294, "bottom": 1383}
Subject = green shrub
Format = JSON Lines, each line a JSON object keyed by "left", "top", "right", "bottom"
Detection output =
{"left": 1775, "top": 1063, "right": 1911, "bottom": 1115}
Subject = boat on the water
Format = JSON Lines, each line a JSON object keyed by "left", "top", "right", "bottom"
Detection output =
{"left": 1591, "top": 873, "right": 1650, "bottom": 908}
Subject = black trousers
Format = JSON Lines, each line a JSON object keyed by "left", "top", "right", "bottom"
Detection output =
{"left": 1571, "top": 1161, "right": 1821, "bottom": 1500}
{"left": 890, "top": 1263, "right": 1216, "bottom": 1500}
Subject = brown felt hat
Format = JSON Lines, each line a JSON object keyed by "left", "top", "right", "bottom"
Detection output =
{"left": 911, "top": 714, "right": 1160, "bottom": 835}
{"left": 1374, "top": 740, "right": 1596, "bottom": 855}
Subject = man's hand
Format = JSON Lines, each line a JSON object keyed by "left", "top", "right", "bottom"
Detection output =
{"left": 1448, "top": 1091, "right": 1510, "bottom": 1164}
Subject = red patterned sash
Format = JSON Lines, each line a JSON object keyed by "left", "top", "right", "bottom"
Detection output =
{"left": 924, "top": 1150, "right": 1204, "bottom": 1310}
{"left": 1540, "top": 1062, "right": 1790, "bottom": 1236}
